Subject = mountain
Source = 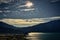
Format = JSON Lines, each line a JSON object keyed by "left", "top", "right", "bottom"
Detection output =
{"left": 21, "top": 19, "right": 60, "bottom": 33}
{"left": 0, "top": 22, "right": 21, "bottom": 34}
{"left": 0, "top": 19, "right": 60, "bottom": 34}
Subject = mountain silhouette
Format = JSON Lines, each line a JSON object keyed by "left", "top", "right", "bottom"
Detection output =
{"left": 0, "top": 19, "right": 60, "bottom": 34}
{"left": 21, "top": 19, "right": 60, "bottom": 33}
{"left": 0, "top": 22, "right": 22, "bottom": 34}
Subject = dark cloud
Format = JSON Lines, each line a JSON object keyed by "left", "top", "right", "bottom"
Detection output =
{"left": 0, "top": 0, "right": 60, "bottom": 19}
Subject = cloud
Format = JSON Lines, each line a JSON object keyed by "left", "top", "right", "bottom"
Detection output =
{"left": 25, "top": 1, "right": 34, "bottom": 8}
{"left": 5, "top": 10, "right": 11, "bottom": 12}
{"left": 2, "top": 19, "right": 41, "bottom": 25}
{"left": 3, "top": 14, "right": 7, "bottom": 17}
{"left": 0, "top": 0, "right": 15, "bottom": 3}
{"left": 18, "top": 5, "right": 26, "bottom": 8}
{"left": 0, "top": 16, "right": 60, "bottom": 27}
{"left": 4, "top": 7, "right": 9, "bottom": 9}
{"left": 50, "top": 0, "right": 60, "bottom": 2}
{"left": 0, "top": 11, "right": 3, "bottom": 13}
{"left": 20, "top": 8, "right": 35, "bottom": 11}
{"left": 18, "top": 1, "right": 34, "bottom": 8}
{"left": 1, "top": 16, "right": 60, "bottom": 27}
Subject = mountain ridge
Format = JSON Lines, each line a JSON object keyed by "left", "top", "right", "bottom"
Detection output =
{"left": 0, "top": 19, "right": 60, "bottom": 34}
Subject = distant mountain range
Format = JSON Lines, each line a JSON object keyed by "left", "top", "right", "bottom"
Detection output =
{"left": 21, "top": 19, "right": 60, "bottom": 34}
{"left": 0, "top": 22, "right": 22, "bottom": 34}
{"left": 0, "top": 19, "right": 60, "bottom": 34}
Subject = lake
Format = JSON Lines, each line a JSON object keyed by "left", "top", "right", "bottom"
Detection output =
{"left": 26, "top": 32, "right": 60, "bottom": 40}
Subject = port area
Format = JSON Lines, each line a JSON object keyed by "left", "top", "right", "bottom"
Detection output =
{"left": 0, "top": 34, "right": 26, "bottom": 40}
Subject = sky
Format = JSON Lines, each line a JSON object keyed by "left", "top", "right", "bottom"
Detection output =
{"left": 0, "top": 0, "right": 60, "bottom": 19}
{"left": 0, "top": 0, "right": 60, "bottom": 27}
{"left": 1, "top": 16, "right": 60, "bottom": 27}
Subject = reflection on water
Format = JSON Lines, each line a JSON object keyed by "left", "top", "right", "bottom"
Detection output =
{"left": 26, "top": 32, "right": 60, "bottom": 40}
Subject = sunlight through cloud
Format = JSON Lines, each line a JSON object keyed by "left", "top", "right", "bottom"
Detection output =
{"left": 25, "top": 1, "right": 34, "bottom": 8}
